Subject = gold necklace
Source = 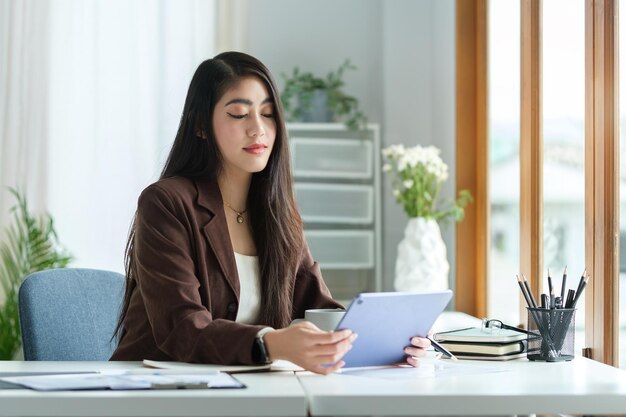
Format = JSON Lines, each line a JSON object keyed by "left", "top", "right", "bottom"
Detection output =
{"left": 223, "top": 201, "right": 247, "bottom": 224}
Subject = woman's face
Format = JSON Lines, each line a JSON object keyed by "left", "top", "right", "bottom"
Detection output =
{"left": 212, "top": 76, "right": 277, "bottom": 178}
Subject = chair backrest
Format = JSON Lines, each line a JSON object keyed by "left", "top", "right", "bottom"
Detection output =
{"left": 18, "top": 268, "right": 125, "bottom": 361}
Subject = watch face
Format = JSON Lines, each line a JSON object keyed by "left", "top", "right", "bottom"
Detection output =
{"left": 253, "top": 337, "right": 269, "bottom": 364}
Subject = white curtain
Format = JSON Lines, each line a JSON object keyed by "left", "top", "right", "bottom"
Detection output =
{"left": 0, "top": 0, "right": 52, "bottom": 231}
{"left": 1, "top": 0, "right": 217, "bottom": 274}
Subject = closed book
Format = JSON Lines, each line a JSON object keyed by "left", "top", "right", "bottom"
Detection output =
{"left": 440, "top": 340, "right": 527, "bottom": 356}
{"left": 446, "top": 352, "right": 527, "bottom": 361}
{"left": 434, "top": 327, "right": 526, "bottom": 343}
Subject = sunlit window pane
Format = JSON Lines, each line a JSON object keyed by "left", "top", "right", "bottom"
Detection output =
{"left": 542, "top": 0, "right": 585, "bottom": 355}
{"left": 488, "top": 0, "right": 521, "bottom": 326}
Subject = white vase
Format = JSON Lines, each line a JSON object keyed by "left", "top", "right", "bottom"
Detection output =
{"left": 394, "top": 217, "right": 450, "bottom": 292}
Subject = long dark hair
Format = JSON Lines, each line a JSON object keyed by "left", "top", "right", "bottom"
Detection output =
{"left": 114, "top": 52, "right": 303, "bottom": 339}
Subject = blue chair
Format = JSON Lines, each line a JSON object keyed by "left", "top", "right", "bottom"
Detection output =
{"left": 18, "top": 268, "right": 125, "bottom": 361}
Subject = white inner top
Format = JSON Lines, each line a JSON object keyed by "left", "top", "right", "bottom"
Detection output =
{"left": 234, "top": 252, "right": 261, "bottom": 324}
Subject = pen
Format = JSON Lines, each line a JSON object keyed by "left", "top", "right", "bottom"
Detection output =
{"left": 427, "top": 336, "right": 458, "bottom": 361}
{"left": 565, "top": 288, "right": 575, "bottom": 309}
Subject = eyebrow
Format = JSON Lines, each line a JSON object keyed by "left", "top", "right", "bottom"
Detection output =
{"left": 224, "top": 97, "right": 273, "bottom": 107}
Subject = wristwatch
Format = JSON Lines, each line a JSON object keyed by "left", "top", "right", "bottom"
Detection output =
{"left": 252, "top": 327, "right": 274, "bottom": 364}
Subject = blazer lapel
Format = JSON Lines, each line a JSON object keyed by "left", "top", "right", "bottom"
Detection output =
{"left": 195, "top": 178, "right": 240, "bottom": 301}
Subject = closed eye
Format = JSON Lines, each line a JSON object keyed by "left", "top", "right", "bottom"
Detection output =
{"left": 227, "top": 113, "right": 246, "bottom": 119}
{"left": 262, "top": 113, "right": 274, "bottom": 118}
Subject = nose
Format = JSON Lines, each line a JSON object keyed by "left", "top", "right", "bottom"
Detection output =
{"left": 246, "top": 114, "right": 265, "bottom": 138}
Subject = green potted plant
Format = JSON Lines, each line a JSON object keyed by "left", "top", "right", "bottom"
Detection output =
{"left": 281, "top": 60, "right": 368, "bottom": 132}
{"left": 0, "top": 188, "right": 72, "bottom": 359}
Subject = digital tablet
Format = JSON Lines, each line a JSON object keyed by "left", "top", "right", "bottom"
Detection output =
{"left": 335, "top": 290, "right": 453, "bottom": 367}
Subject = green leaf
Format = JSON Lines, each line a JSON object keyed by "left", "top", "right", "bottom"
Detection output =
{"left": 0, "top": 188, "right": 73, "bottom": 359}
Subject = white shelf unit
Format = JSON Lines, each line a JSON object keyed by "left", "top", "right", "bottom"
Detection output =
{"left": 288, "top": 123, "right": 382, "bottom": 299}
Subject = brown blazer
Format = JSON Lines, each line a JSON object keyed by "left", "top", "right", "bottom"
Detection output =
{"left": 110, "top": 176, "right": 342, "bottom": 364}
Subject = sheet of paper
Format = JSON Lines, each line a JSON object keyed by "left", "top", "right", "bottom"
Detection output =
{"left": 0, "top": 372, "right": 244, "bottom": 391}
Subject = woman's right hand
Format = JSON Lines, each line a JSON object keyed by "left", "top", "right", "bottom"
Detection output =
{"left": 263, "top": 321, "right": 357, "bottom": 375}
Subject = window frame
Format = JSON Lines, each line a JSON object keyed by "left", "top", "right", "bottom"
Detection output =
{"left": 455, "top": 0, "right": 620, "bottom": 365}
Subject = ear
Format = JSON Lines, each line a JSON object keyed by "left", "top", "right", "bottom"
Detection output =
{"left": 195, "top": 130, "right": 208, "bottom": 140}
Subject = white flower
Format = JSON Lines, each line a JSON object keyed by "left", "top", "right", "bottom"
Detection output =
{"left": 403, "top": 179, "right": 414, "bottom": 189}
{"left": 382, "top": 164, "right": 392, "bottom": 172}
{"left": 393, "top": 189, "right": 401, "bottom": 198}
{"left": 382, "top": 144, "right": 406, "bottom": 159}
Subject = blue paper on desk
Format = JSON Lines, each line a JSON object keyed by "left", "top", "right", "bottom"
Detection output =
{"left": 336, "top": 291, "right": 453, "bottom": 367}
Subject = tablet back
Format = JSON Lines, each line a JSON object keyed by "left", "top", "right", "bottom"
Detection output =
{"left": 336, "top": 291, "right": 453, "bottom": 367}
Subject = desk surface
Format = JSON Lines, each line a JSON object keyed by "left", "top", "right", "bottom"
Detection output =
{"left": 2, "top": 357, "right": 626, "bottom": 416}
{"left": 298, "top": 356, "right": 626, "bottom": 416}
{"left": 0, "top": 361, "right": 306, "bottom": 417}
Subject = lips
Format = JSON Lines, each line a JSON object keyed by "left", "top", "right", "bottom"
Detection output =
{"left": 243, "top": 143, "right": 268, "bottom": 154}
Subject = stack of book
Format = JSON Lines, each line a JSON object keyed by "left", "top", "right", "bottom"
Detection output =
{"left": 433, "top": 327, "right": 527, "bottom": 361}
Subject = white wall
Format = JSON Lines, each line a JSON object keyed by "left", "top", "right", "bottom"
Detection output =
{"left": 382, "top": 0, "right": 456, "bottom": 292}
{"left": 243, "top": 0, "right": 384, "bottom": 125}
{"left": 240, "top": 0, "right": 456, "bottom": 292}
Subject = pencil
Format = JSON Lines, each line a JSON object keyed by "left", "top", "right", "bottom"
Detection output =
{"left": 571, "top": 274, "right": 591, "bottom": 308}
{"left": 547, "top": 268, "right": 554, "bottom": 296}
{"left": 516, "top": 275, "right": 533, "bottom": 309}
{"left": 560, "top": 266, "right": 567, "bottom": 301}
{"left": 521, "top": 274, "right": 538, "bottom": 308}
{"left": 573, "top": 268, "right": 587, "bottom": 301}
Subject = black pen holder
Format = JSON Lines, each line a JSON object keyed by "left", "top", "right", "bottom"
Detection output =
{"left": 526, "top": 307, "right": 575, "bottom": 362}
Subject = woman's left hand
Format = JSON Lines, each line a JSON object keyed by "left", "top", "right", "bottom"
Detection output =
{"left": 404, "top": 336, "right": 431, "bottom": 367}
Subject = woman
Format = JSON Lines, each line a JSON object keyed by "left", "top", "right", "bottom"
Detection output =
{"left": 110, "top": 52, "right": 430, "bottom": 374}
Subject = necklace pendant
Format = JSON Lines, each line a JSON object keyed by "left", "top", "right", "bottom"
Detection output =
{"left": 236, "top": 214, "right": 244, "bottom": 224}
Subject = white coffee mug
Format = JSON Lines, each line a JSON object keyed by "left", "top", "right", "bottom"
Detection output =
{"left": 304, "top": 308, "right": 346, "bottom": 331}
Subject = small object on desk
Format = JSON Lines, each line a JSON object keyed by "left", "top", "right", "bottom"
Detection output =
{"left": 427, "top": 336, "right": 458, "bottom": 361}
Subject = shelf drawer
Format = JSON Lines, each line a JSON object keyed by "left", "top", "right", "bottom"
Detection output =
{"left": 295, "top": 183, "right": 373, "bottom": 224}
{"left": 305, "top": 230, "right": 374, "bottom": 269}
{"left": 290, "top": 137, "right": 372, "bottom": 179}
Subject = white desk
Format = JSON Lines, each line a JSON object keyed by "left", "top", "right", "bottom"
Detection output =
{"left": 0, "top": 361, "right": 306, "bottom": 417}
{"left": 2, "top": 357, "right": 626, "bottom": 416}
{"left": 297, "top": 356, "right": 626, "bottom": 416}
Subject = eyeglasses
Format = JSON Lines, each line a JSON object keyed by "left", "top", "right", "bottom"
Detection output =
{"left": 481, "top": 318, "right": 529, "bottom": 335}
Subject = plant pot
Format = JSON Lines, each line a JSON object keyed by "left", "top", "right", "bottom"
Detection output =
{"left": 394, "top": 217, "right": 449, "bottom": 292}
{"left": 300, "top": 89, "right": 334, "bottom": 122}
